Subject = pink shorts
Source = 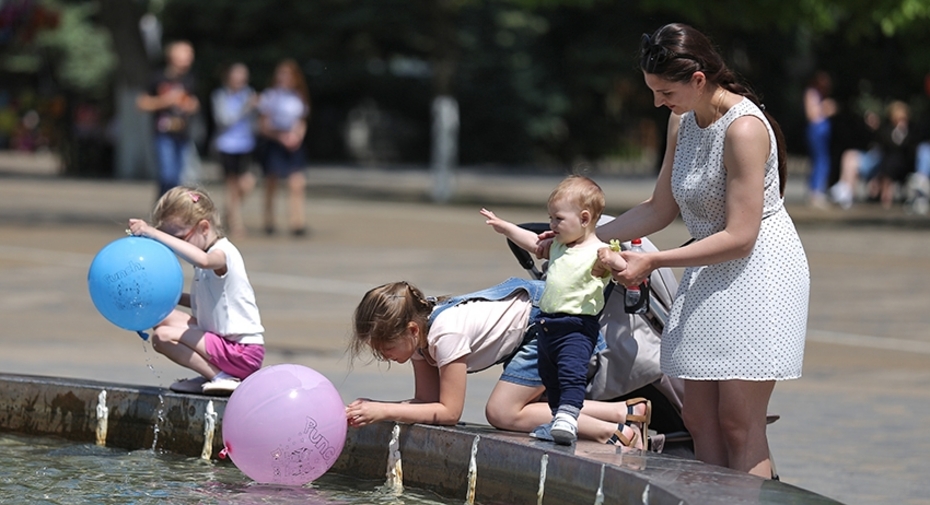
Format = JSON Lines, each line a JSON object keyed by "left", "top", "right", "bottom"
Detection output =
{"left": 204, "top": 332, "right": 265, "bottom": 380}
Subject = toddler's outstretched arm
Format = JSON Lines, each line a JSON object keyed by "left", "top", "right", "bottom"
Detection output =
{"left": 480, "top": 208, "right": 541, "bottom": 254}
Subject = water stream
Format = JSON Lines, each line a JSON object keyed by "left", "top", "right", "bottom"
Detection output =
{"left": 0, "top": 433, "right": 454, "bottom": 505}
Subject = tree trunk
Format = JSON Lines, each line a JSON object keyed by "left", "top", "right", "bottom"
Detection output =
{"left": 428, "top": 0, "right": 460, "bottom": 202}
{"left": 98, "top": 0, "right": 156, "bottom": 180}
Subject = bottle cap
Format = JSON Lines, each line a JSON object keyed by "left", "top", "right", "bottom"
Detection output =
{"left": 631, "top": 238, "right": 642, "bottom": 246}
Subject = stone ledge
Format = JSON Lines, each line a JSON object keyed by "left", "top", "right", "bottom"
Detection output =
{"left": 0, "top": 373, "right": 841, "bottom": 504}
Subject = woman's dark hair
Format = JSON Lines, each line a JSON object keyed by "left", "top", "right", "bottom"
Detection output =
{"left": 640, "top": 23, "right": 788, "bottom": 196}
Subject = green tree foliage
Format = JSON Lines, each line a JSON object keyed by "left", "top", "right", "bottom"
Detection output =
{"left": 36, "top": 1, "right": 116, "bottom": 97}
{"left": 630, "top": 0, "right": 930, "bottom": 38}
{"left": 0, "top": 1, "right": 116, "bottom": 96}
{"left": 22, "top": 0, "right": 930, "bottom": 167}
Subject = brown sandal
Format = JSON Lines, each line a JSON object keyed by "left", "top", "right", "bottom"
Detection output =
{"left": 606, "top": 397, "right": 652, "bottom": 450}
{"left": 625, "top": 397, "right": 651, "bottom": 440}
{"left": 607, "top": 424, "right": 641, "bottom": 448}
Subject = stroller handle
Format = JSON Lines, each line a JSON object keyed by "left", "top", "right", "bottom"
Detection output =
{"left": 506, "top": 223, "right": 551, "bottom": 273}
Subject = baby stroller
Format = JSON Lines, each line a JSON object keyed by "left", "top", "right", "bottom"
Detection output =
{"left": 503, "top": 220, "right": 692, "bottom": 457}
{"left": 505, "top": 221, "right": 782, "bottom": 477}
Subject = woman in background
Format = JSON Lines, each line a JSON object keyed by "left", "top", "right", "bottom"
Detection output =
{"left": 804, "top": 70, "right": 836, "bottom": 208}
{"left": 211, "top": 62, "right": 257, "bottom": 238}
{"left": 257, "top": 59, "right": 310, "bottom": 236}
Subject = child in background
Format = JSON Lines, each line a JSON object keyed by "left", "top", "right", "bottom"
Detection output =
{"left": 128, "top": 186, "right": 265, "bottom": 395}
{"left": 480, "top": 175, "right": 647, "bottom": 446}
{"left": 211, "top": 62, "right": 257, "bottom": 239}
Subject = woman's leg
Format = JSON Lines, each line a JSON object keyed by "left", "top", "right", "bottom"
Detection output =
{"left": 239, "top": 169, "right": 256, "bottom": 199}
{"left": 225, "top": 173, "right": 245, "bottom": 236}
{"left": 880, "top": 176, "right": 897, "bottom": 209}
{"left": 683, "top": 379, "right": 728, "bottom": 468}
{"left": 223, "top": 154, "right": 255, "bottom": 237}
{"left": 830, "top": 149, "right": 860, "bottom": 209}
{"left": 806, "top": 120, "right": 831, "bottom": 196}
{"left": 263, "top": 174, "right": 278, "bottom": 233}
{"left": 717, "top": 380, "right": 775, "bottom": 478}
{"left": 839, "top": 149, "right": 860, "bottom": 189}
{"left": 287, "top": 169, "right": 306, "bottom": 233}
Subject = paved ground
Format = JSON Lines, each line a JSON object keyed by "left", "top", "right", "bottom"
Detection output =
{"left": 1, "top": 153, "right": 929, "bottom": 504}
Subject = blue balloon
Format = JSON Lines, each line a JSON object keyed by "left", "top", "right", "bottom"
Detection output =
{"left": 87, "top": 236, "right": 184, "bottom": 332}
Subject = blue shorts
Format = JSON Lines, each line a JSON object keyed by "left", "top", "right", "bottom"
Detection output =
{"left": 499, "top": 322, "right": 607, "bottom": 388}
{"left": 500, "top": 336, "right": 544, "bottom": 387}
{"left": 857, "top": 147, "right": 881, "bottom": 180}
{"left": 261, "top": 139, "right": 305, "bottom": 178}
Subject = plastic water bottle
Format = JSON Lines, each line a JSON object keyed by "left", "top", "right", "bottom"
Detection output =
{"left": 624, "top": 238, "right": 650, "bottom": 315}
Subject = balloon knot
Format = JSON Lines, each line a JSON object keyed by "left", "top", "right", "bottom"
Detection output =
{"left": 218, "top": 447, "right": 228, "bottom": 459}
{"left": 136, "top": 331, "right": 150, "bottom": 341}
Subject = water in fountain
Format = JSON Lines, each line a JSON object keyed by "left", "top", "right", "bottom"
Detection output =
{"left": 0, "top": 433, "right": 454, "bottom": 505}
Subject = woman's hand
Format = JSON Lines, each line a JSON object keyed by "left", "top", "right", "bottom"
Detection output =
{"left": 611, "top": 249, "right": 653, "bottom": 287}
{"left": 535, "top": 231, "right": 555, "bottom": 259}
{"left": 280, "top": 130, "right": 303, "bottom": 151}
{"left": 178, "top": 93, "right": 199, "bottom": 114}
{"left": 596, "top": 246, "right": 628, "bottom": 273}
{"left": 346, "top": 399, "right": 387, "bottom": 428}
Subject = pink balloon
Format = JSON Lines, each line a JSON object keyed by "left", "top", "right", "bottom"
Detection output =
{"left": 221, "top": 364, "right": 347, "bottom": 485}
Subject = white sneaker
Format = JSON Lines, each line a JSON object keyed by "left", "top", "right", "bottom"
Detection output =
{"left": 550, "top": 413, "right": 578, "bottom": 446}
{"left": 830, "top": 182, "right": 853, "bottom": 210}
{"left": 906, "top": 174, "right": 930, "bottom": 215}
{"left": 913, "top": 196, "right": 930, "bottom": 216}
{"left": 201, "top": 372, "right": 241, "bottom": 395}
{"left": 169, "top": 376, "right": 208, "bottom": 394}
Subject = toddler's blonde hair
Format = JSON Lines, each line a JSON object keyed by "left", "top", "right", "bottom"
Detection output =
{"left": 548, "top": 175, "right": 605, "bottom": 224}
{"left": 152, "top": 186, "right": 223, "bottom": 236}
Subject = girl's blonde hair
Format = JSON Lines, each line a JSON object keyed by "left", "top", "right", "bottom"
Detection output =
{"left": 350, "top": 281, "right": 435, "bottom": 363}
{"left": 548, "top": 175, "right": 605, "bottom": 224}
{"left": 152, "top": 186, "right": 223, "bottom": 235}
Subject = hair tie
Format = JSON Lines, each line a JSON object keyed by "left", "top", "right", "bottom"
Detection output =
{"left": 188, "top": 191, "right": 200, "bottom": 203}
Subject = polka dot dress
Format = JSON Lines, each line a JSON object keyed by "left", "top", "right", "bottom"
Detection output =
{"left": 661, "top": 98, "right": 810, "bottom": 381}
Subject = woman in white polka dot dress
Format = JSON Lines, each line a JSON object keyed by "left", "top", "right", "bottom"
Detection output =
{"left": 596, "top": 23, "right": 809, "bottom": 478}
